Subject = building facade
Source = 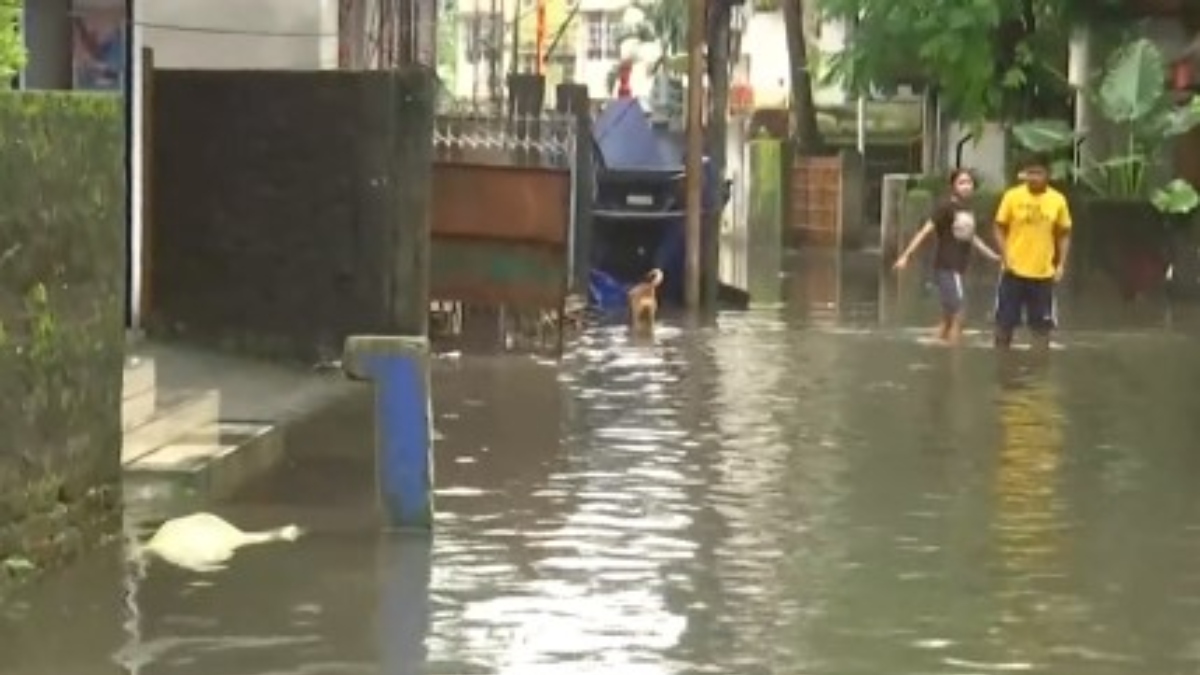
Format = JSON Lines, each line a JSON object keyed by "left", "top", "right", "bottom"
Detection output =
{"left": 449, "top": 0, "right": 645, "bottom": 106}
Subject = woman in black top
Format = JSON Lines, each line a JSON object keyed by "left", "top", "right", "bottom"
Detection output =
{"left": 894, "top": 169, "right": 1001, "bottom": 344}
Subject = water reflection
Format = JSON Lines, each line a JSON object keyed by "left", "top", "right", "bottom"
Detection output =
{"left": 6, "top": 253, "right": 1200, "bottom": 674}
{"left": 431, "top": 329, "right": 697, "bottom": 673}
{"left": 990, "top": 356, "right": 1069, "bottom": 671}
{"left": 994, "top": 357, "right": 1066, "bottom": 578}
{"left": 379, "top": 535, "right": 431, "bottom": 675}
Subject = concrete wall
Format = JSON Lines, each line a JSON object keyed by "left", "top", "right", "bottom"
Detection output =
{"left": 137, "top": 0, "right": 339, "bottom": 70}
{"left": 144, "top": 69, "right": 434, "bottom": 361}
{"left": 128, "top": 0, "right": 340, "bottom": 328}
{"left": 0, "top": 93, "right": 126, "bottom": 591}
{"left": 20, "top": 0, "right": 73, "bottom": 89}
{"left": 944, "top": 122, "right": 1009, "bottom": 189}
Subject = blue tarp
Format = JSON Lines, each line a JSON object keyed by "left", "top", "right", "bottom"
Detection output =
{"left": 592, "top": 98, "right": 682, "bottom": 172}
{"left": 589, "top": 158, "right": 722, "bottom": 311}
{"left": 588, "top": 99, "right": 724, "bottom": 310}
{"left": 588, "top": 268, "right": 631, "bottom": 312}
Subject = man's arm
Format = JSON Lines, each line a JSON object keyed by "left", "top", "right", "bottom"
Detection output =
{"left": 1054, "top": 198, "right": 1073, "bottom": 279}
{"left": 1055, "top": 236, "right": 1072, "bottom": 280}
{"left": 993, "top": 192, "right": 1013, "bottom": 265}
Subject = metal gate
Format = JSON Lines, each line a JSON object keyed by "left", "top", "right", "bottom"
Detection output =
{"left": 429, "top": 111, "right": 580, "bottom": 345}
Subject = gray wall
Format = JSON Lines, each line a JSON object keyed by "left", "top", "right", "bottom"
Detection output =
{"left": 21, "top": 0, "right": 72, "bottom": 90}
{"left": 137, "top": 0, "right": 338, "bottom": 70}
{"left": 145, "top": 69, "right": 434, "bottom": 361}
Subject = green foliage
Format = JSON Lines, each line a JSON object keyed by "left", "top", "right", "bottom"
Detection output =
{"left": 0, "top": 92, "right": 126, "bottom": 494}
{"left": 1013, "top": 38, "right": 1200, "bottom": 203}
{"left": 1152, "top": 179, "right": 1200, "bottom": 215}
{"left": 818, "top": 0, "right": 1133, "bottom": 126}
{"left": 435, "top": 2, "right": 458, "bottom": 95}
{"left": 748, "top": 139, "right": 784, "bottom": 229}
{"left": 623, "top": 0, "right": 687, "bottom": 57}
{"left": 0, "top": 0, "right": 25, "bottom": 87}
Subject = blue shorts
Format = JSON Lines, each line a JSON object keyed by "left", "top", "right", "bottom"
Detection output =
{"left": 994, "top": 271, "right": 1056, "bottom": 333}
{"left": 934, "top": 269, "right": 965, "bottom": 315}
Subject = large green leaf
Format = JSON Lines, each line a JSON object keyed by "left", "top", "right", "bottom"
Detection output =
{"left": 1011, "top": 118, "right": 1076, "bottom": 153}
{"left": 1151, "top": 179, "right": 1200, "bottom": 215}
{"left": 1158, "top": 97, "right": 1200, "bottom": 138}
{"left": 1096, "top": 38, "right": 1165, "bottom": 123}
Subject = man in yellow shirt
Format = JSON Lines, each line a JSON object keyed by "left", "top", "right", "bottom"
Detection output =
{"left": 992, "top": 154, "right": 1072, "bottom": 349}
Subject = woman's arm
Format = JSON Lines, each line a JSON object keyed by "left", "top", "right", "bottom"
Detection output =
{"left": 894, "top": 221, "right": 934, "bottom": 270}
{"left": 972, "top": 235, "right": 1002, "bottom": 263}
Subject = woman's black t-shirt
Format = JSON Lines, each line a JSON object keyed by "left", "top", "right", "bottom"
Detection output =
{"left": 930, "top": 198, "right": 976, "bottom": 273}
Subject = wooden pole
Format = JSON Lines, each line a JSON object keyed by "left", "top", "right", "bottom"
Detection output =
{"left": 685, "top": 0, "right": 706, "bottom": 309}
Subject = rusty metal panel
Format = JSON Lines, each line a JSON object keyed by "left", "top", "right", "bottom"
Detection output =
{"left": 790, "top": 156, "right": 843, "bottom": 247}
{"left": 431, "top": 237, "right": 565, "bottom": 309}
{"left": 432, "top": 163, "right": 570, "bottom": 246}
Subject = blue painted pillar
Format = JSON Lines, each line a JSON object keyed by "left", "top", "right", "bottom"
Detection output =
{"left": 378, "top": 533, "right": 432, "bottom": 673}
{"left": 343, "top": 335, "right": 434, "bottom": 529}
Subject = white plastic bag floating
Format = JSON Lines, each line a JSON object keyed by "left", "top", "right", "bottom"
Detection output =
{"left": 141, "top": 512, "right": 302, "bottom": 573}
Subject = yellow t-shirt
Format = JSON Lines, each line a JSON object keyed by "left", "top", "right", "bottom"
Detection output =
{"left": 994, "top": 185, "right": 1072, "bottom": 279}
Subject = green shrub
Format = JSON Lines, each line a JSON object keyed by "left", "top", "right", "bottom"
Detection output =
{"left": 0, "top": 92, "right": 126, "bottom": 519}
{"left": 0, "top": 0, "right": 25, "bottom": 87}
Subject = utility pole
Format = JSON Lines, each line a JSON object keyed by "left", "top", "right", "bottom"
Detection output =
{"left": 511, "top": 0, "right": 521, "bottom": 74}
{"left": 684, "top": 0, "right": 706, "bottom": 310}
{"left": 535, "top": 0, "right": 547, "bottom": 73}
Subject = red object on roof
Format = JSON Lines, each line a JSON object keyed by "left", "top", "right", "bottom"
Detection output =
{"left": 617, "top": 60, "right": 633, "bottom": 98}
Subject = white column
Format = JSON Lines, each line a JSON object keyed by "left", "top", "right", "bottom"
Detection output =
{"left": 129, "top": 0, "right": 144, "bottom": 329}
{"left": 1068, "top": 26, "right": 1092, "bottom": 169}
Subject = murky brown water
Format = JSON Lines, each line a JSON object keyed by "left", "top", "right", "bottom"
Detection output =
{"left": 4, "top": 254, "right": 1200, "bottom": 674}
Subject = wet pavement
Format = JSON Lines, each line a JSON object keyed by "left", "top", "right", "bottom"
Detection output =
{"left": 5, "top": 254, "right": 1200, "bottom": 674}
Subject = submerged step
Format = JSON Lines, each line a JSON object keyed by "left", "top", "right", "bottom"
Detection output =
{"left": 124, "top": 421, "right": 282, "bottom": 506}
{"left": 122, "top": 356, "right": 157, "bottom": 433}
{"left": 121, "top": 389, "right": 220, "bottom": 465}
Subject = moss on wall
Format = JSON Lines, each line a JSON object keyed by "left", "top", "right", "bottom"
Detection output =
{"left": 0, "top": 92, "right": 126, "bottom": 595}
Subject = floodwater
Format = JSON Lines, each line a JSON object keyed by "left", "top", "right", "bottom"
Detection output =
{"left": 5, "top": 252, "right": 1200, "bottom": 674}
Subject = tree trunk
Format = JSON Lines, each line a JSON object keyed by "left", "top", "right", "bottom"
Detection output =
{"left": 704, "top": 1, "right": 731, "bottom": 309}
{"left": 706, "top": 2, "right": 730, "bottom": 179}
{"left": 783, "top": 0, "right": 822, "bottom": 155}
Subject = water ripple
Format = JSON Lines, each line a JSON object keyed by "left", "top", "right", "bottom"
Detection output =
{"left": 7, "top": 295, "right": 1200, "bottom": 675}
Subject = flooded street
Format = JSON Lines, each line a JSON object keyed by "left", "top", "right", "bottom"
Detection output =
{"left": 5, "top": 254, "right": 1200, "bottom": 674}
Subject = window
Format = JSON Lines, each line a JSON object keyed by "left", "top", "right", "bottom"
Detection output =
{"left": 555, "top": 56, "right": 575, "bottom": 83}
{"left": 583, "top": 11, "right": 620, "bottom": 61}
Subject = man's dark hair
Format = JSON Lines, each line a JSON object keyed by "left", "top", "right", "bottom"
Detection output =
{"left": 1018, "top": 152, "right": 1051, "bottom": 171}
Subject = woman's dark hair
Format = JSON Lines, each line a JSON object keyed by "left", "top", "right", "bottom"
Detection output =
{"left": 948, "top": 168, "right": 974, "bottom": 185}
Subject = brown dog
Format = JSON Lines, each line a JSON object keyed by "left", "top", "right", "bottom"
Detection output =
{"left": 627, "top": 268, "right": 664, "bottom": 333}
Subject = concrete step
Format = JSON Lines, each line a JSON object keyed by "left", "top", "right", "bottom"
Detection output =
{"left": 121, "top": 388, "right": 220, "bottom": 465}
{"left": 122, "top": 356, "right": 157, "bottom": 433}
{"left": 123, "top": 421, "right": 282, "bottom": 510}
